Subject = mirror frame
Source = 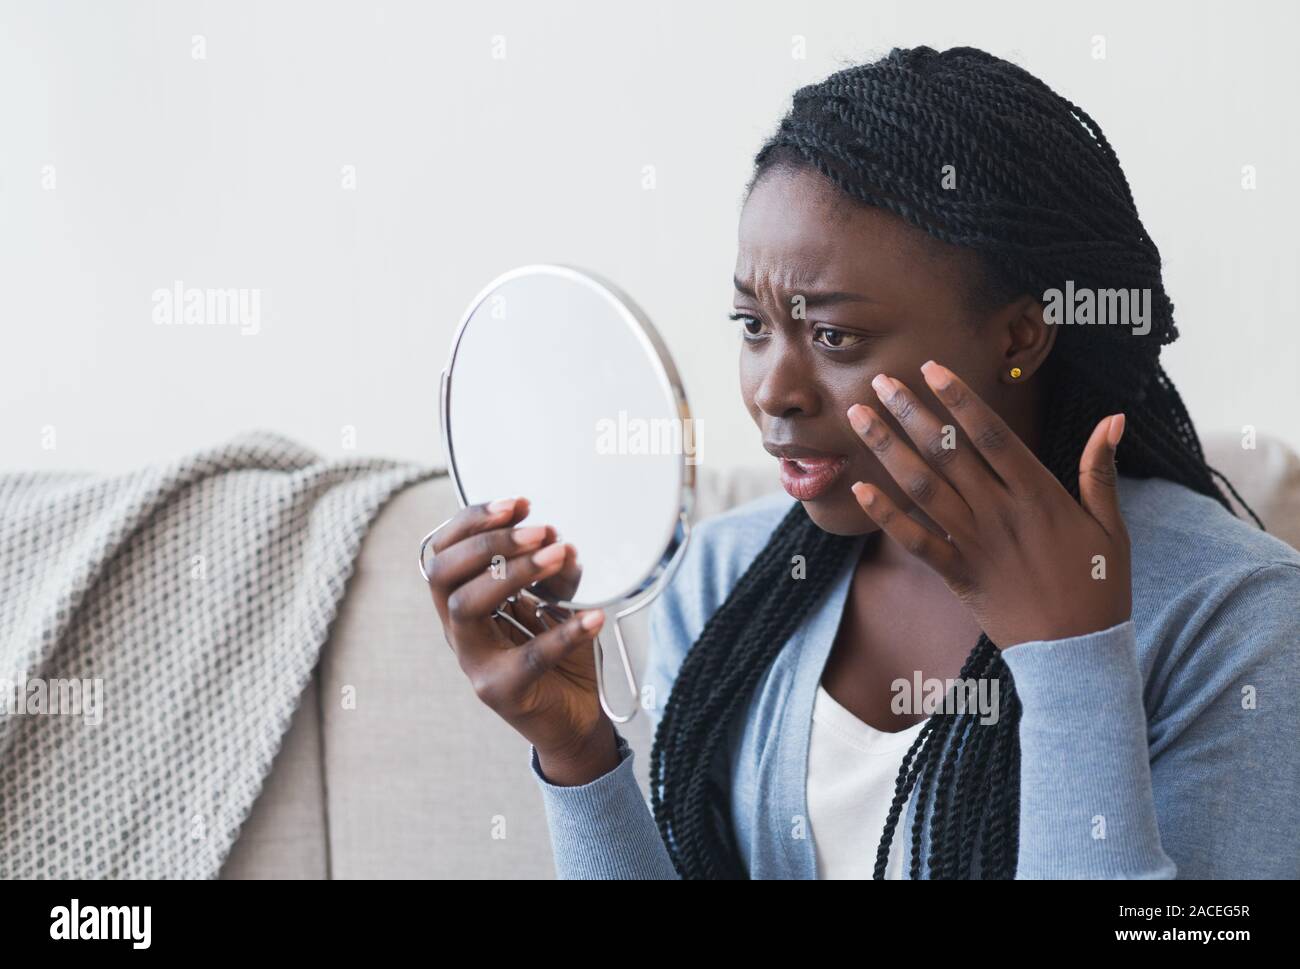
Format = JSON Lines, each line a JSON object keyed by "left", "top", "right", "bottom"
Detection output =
{"left": 429, "top": 263, "right": 698, "bottom": 722}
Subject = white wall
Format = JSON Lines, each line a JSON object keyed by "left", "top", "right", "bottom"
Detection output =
{"left": 2, "top": 0, "right": 1296, "bottom": 474}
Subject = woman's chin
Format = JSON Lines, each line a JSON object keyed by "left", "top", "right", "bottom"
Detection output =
{"left": 798, "top": 493, "right": 881, "bottom": 537}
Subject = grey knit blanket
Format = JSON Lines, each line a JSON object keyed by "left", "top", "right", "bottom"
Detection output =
{"left": 0, "top": 432, "right": 437, "bottom": 878}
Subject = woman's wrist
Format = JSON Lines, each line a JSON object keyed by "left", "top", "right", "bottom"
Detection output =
{"left": 535, "top": 718, "right": 620, "bottom": 787}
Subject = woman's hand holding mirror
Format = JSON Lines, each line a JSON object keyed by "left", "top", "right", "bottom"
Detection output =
{"left": 424, "top": 495, "right": 619, "bottom": 784}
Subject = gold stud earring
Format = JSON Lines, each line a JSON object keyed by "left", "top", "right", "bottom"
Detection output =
{"left": 1009, "top": 367, "right": 1022, "bottom": 379}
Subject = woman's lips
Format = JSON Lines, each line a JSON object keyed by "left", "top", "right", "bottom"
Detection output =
{"left": 777, "top": 455, "right": 849, "bottom": 501}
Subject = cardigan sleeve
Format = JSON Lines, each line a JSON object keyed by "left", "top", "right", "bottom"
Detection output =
{"left": 1001, "top": 563, "right": 1300, "bottom": 879}
{"left": 528, "top": 731, "right": 680, "bottom": 879}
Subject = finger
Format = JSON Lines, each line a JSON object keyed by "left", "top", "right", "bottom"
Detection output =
{"left": 430, "top": 496, "right": 531, "bottom": 556}
{"left": 512, "top": 563, "right": 579, "bottom": 635}
{"left": 847, "top": 400, "right": 973, "bottom": 542}
{"left": 499, "top": 591, "right": 555, "bottom": 641}
{"left": 426, "top": 521, "right": 555, "bottom": 602}
{"left": 851, "top": 480, "right": 963, "bottom": 581}
{"left": 495, "top": 609, "right": 607, "bottom": 703}
{"left": 531, "top": 542, "right": 583, "bottom": 604}
{"left": 1078, "top": 413, "right": 1127, "bottom": 539}
{"left": 445, "top": 540, "right": 574, "bottom": 629}
{"left": 878, "top": 366, "right": 1008, "bottom": 517}
{"left": 489, "top": 539, "right": 579, "bottom": 641}
{"left": 868, "top": 371, "right": 991, "bottom": 520}
{"left": 919, "top": 361, "right": 1055, "bottom": 499}
{"left": 551, "top": 543, "right": 584, "bottom": 602}
{"left": 488, "top": 599, "right": 532, "bottom": 647}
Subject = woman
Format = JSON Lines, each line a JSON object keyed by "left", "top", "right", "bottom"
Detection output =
{"left": 425, "top": 46, "right": 1300, "bottom": 879}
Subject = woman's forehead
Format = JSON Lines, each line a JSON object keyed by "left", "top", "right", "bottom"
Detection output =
{"left": 736, "top": 168, "right": 986, "bottom": 308}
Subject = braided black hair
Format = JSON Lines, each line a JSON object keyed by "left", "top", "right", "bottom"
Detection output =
{"left": 650, "top": 46, "right": 1263, "bottom": 880}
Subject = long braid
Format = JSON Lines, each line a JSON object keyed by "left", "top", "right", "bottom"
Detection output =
{"left": 950, "top": 651, "right": 1002, "bottom": 876}
{"left": 905, "top": 650, "right": 971, "bottom": 878}
{"left": 650, "top": 45, "right": 1264, "bottom": 879}
{"left": 933, "top": 638, "right": 999, "bottom": 877}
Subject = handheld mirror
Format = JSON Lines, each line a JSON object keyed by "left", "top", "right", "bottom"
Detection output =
{"left": 419, "top": 264, "right": 698, "bottom": 722}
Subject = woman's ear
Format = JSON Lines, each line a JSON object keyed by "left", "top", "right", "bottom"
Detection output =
{"left": 999, "top": 295, "right": 1055, "bottom": 384}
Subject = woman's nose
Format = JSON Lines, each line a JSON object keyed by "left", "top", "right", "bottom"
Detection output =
{"left": 753, "top": 359, "right": 819, "bottom": 419}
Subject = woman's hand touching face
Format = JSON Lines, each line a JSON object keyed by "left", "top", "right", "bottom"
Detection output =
{"left": 847, "top": 361, "right": 1132, "bottom": 649}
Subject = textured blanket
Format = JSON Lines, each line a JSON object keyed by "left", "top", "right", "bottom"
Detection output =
{"left": 0, "top": 432, "right": 437, "bottom": 878}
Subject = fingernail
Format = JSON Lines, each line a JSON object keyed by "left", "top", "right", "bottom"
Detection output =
{"left": 853, "top": 481, "right": 874, "bottom": 505}
{"left": 871, "top": 373, "right": 896, "bottom": 400}
{"left": 488, "top": 497, "right": 516, "bottom": 514}
{"left": 580, "top": 610, "right": 604, "bottom": 630}
{"left": 512, "top": 525, "right": 548, "bottom": 545}
{"left": 848, "top": 404, "right": 873, "bottom": 434}
{"left": 532, "top": 543, "right": 567, "bottom": 567}
{"left": 920, "top": 360, "right": 951, "bottom": 389}
{"left": 1107, "top": 413, "right": 1126, "bottom": 447}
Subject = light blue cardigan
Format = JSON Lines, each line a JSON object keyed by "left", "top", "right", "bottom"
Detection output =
{"left": 529, "top": 475, "right": 1300, "bottom": 878}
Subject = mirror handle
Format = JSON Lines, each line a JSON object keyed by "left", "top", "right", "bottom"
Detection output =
{"left": 593, "top": 616, "right": 640, "bottom": 723}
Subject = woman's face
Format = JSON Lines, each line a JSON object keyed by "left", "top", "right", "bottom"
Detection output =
{"left": 734, "top": 166, "right": 1039, "bottom": 536}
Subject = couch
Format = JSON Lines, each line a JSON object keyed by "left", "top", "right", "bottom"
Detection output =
{"left": 218, "top": 431, "right": 1300, "bottom": 878}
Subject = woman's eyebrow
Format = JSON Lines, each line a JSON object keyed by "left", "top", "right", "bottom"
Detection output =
{"left": 733, "top": 275, "right": 875, "bottom": 307}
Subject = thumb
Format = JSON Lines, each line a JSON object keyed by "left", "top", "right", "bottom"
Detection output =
{"left": 1079, "top": 413, "right": 1126, "bottom": 537}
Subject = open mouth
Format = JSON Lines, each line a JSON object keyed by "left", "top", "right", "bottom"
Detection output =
{"left": 777, "top": 455, "right": 849, "bottom": 501}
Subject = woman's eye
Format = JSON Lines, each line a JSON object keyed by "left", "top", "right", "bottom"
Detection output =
{"left": 728, "top": 313, "right": 869, "bottom": 351}
{"left": 814, "top": 325, "right": 866, "bottom": 350}
{"left": 728, "top": 312, "right": 765, "bottom": 338}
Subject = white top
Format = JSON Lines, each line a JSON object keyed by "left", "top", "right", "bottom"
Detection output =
{"left": 807, "top": 682, "right": 929, "bottom": 879}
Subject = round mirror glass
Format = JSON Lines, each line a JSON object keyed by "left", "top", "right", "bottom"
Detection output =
{"left": 442, "top": 264, "right": 695, "bottom": 609}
